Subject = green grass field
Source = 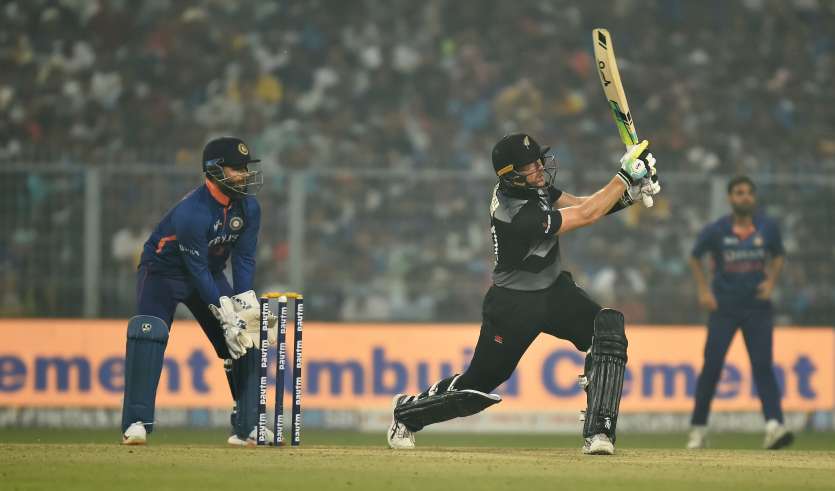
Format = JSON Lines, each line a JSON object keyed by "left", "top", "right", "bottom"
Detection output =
{"left": 2, "top": 429, "right": 834, "bottom": 490}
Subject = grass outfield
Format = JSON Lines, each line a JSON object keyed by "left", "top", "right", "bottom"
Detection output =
{"left": 2, "top": 429, "right": 834, "bottom": 491}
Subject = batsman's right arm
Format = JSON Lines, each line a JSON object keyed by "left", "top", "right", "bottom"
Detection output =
{"left": 556, "top": 142, "right": 649, "bottom": 234}
{"left": 557, "top": 176, "right": 628, "bottom": 235}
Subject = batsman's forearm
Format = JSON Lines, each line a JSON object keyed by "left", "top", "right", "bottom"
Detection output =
{"left": 578, "top": 177, "right": 628, "bottom": 222}
{"left": 605, "top": 193, "right": 634, "bottom": 216}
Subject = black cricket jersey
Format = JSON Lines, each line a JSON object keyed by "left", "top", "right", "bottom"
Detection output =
{"left": 490, "top": 183, "right": 564, "bottom": 290}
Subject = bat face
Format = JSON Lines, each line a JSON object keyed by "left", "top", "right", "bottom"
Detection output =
{"left": 596, "top": 29, "right": 608, "bottom": 49}
{"left": 608, "top": 100, "right": 634, "bottom": 133}
{"left": 593, "top": 28, "right": 639, "bottom": 147}
{"left": 593, "top": 28, "right": 655, "bottom": 209}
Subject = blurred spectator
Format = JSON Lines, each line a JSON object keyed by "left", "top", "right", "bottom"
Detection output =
{"left": 1, "top": 1, "right": 833, "bottom": 324}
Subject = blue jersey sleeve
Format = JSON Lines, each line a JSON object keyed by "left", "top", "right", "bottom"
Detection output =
{"left": 173, "top": 205, "right": 222, "bottom": 307}
{"left": 232, "top": 199, "right": 260, "bottom": 293}
{"left": 691, "top": 223, "right": 715, "bottom": 258}
{"left": 766, "top": 219, "right": 785, "bottom": 256}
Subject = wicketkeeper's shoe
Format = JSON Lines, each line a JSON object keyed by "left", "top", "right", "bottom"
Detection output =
{"left": 227, "top": 427, "right": 275, "bottom": 447}
{"left": 763, "top": 420, "right": 794, "bottom": 450}
{"left": 686, "top": 426, "right": 708, "bottom": 449}
{"left": 122, "top": 421, "right": 147, "bottom": 445}
{"left": 387, "top": 394, "right": 415, "bottom": 450}
{"left": 582, "top": 433, "right": 614, "bottom": 455}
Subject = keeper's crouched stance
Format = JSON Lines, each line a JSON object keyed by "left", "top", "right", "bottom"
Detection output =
{"left": 388, "top": 133, "right": 658, "bottom": 455}
{"left": 121, "top": 137, "right": 278, "bottom": 447}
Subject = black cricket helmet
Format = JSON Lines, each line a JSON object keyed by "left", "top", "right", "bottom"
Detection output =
{"left": 491, "top": 133, "right": 556, "bottom": 189}
{"left": 202, "top": 136, "right": 264, "bottom": 197}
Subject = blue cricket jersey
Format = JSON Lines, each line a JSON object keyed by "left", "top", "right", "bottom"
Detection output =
{"left": 691, "top": 213, "right": 784, "bottom": 310}
{"left": 139, "top": 179, "right": 260, "bottom": 307}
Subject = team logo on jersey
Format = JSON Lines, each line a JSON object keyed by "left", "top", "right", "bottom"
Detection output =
{"left": 753, "top": 235, "right": 763, "bottom": 247}
{"left": 238, "top": 143, "right": 249, "bottom": 155}
{"left": 723, "top": 236, "right": 739, "bottom": 245}
{"left": 229, "top": 216, "right": 244, "bottom": 231}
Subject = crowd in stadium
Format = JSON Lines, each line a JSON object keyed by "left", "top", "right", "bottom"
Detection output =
{"left": 2, "top": 1, "right": 833, "bottom": 324}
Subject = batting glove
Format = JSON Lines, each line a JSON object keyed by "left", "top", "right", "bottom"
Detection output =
{"left": 617, "top": 140, "right": 649, "bottom": 187}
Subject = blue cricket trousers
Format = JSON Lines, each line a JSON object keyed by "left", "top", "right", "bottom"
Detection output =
{"left": 691, "top": 308, "right": 784, "bottom": 425}
{"left": 135, "top": 265, "right": 233, "bottom": 359}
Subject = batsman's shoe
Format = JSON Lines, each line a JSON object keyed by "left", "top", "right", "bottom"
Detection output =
{"left": 686, "top": 426, "right": 708, "bottom": 449}
{"left": 227, "top": 427, "right": 275, "bottom": 447}
{"left": 763, "top": 420, "right": 794, "bottom": 450}
{"left": 387, "top": 394, "right": 415, "bottom": 450}
{"left": 582, "top": 433, "right": 614, "bottom": 455}
{"left": 122, "top": 421, "right": 147, "bottom": 445}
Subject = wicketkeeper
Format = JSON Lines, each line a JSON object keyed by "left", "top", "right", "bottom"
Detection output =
{"left": 121, "top": 137, "right": 277, "bottom": 446}
{"left": 387, "top": 133, "right": 660, "bottom": 455}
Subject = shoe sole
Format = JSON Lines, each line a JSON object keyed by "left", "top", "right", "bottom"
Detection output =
{"left": 228, "top": 438, "right": 258, "bottom": 448}
{"left": 686, "top": 439, "right": 707, "bottom": 449}
{"left": 121, "top": 438, "right": 146, "bottom": 446}
{"left": 583, "top": 443, "right": 615, "bottom": 455}
{"left": 767, "top": 432, "right": 794, "bottom": 450}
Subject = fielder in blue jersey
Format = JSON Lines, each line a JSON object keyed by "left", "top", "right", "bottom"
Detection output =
{"left": 687, "top": 175, "right": 792, "bottom": 450}
{"left": 121, "top": 136, "right": 276, "bottom": 446}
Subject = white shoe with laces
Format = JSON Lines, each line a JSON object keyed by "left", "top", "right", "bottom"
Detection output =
{"left": 763, "top": 420, "right": 794, "bottom": 450}
{"left": 227, "top": 427, "right": 275, "bottom": 447}
{"left": 387, "top": 394, "right": 416, "bottom": 450}
{"left": 582, "top": 433, "right": 615, "bottom": 455}
{"left": 122, "top": 421, "right": 147, "bottom": 445}
{"left": 686, "top": 426, "right": 708, "bottom": 449}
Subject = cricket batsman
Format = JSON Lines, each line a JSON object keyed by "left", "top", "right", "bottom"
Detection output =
{"left": 687, "top": 175, "right": 793, "bottom": 449}
{"left": 387, "top": 133, "right": 660, "bottom": 455}
{"left": 121, "top": 136, "right": 276, "bottom": 446}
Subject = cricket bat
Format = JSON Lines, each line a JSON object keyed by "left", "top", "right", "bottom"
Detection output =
{"left": 592, "top": 28, "right": 653, "bottom": 207}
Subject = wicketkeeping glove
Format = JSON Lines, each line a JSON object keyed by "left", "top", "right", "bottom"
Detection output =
{"left": 209, "top": 296, "right": 254, "bottom": 359}
{"left": 231, "top": 290, "right": 278, "bottom": 346}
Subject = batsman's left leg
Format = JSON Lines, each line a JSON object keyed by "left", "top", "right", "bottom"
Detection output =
{"left": 388, "top": 374, "right": 501, "bottom": 449}
{"left": 388, "top": 286, "right": 540, "bottom": 449}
